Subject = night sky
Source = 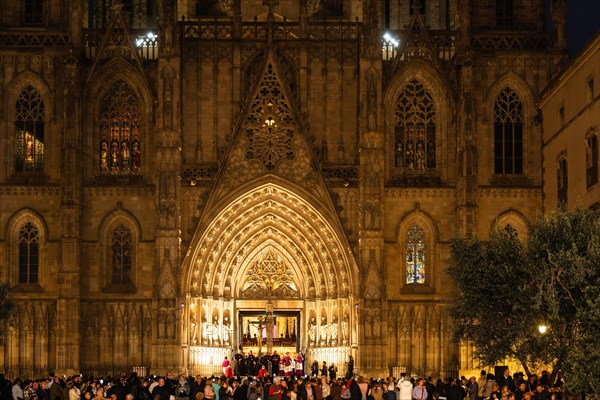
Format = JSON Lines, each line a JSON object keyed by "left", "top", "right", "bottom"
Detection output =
{"left": 566, "top": 0, "right": 600, "bottom": 55}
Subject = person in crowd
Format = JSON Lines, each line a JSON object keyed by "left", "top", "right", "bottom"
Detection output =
{"left": 92, "top": 388, "right": 103, "bottom": 400}
{"left": 345, "top": 358, "right": 354, "bottom": 380}
{"left": 259, "top": 366, "right": 269, "bottom": 379}
{"left": 397, "top": 374, "right": 411, "bottom": 400}
{"left": 328, "top": 365, "right": 338, "bottom": 383}
{"left": 298, "top": 379, "right": 313, "bottom": 400}
{"left": 532, "top": 385, "right": 549, "bottom": 400}
{"left": 23, "top": 381, "right": 37, "bottom": 400}
{"left": 446, "top": 379, "right": 465, "bottom": 400}
{"left": 514, "top": 383, "right": 527, "bottom": 400}
{"left": 311, "top": 362, "right": 320, "bottom": 378}
{"left": 49, "top": 378, "right": 63, "bottom": 400}
{"left": 152, "top": 379, "right": 172, "bottom": 400}
{"left": 13, "top": 379, "right": 24, "bottom": 400}
{"left": 497, "top": 370, "right": 514, "bottom": 394}
{"left": 67, "top": 382, "right": 80, "bottom": 400}
{"left": 476, "top": 372, "right": 486, "bottom": 400}
{"left": 330, "top": 381, "right": 341, "bottom": 400}
{"left": 356, "top": 377, "right": 368, "bottom": 400}
{"left": 467, "top": 378, "right": 478, "bottom": 400}
{"left": 411, "top": 380, "right": 427, "bottom": 400}
{"left": 175, "top": 376, "right": 189, "bottom": 400}
{"left": 525, "top": 377, "right": 538, "bottom": 393}
{"left": 221, "top": 358, "right": 231, "bottom": 377}
{"left": 349, "top": 378, "right": 360, "bottom": 400}
{"left": 483, "top": 375, "right": 496, "bottom": 400}
{"left": 340, "top": 383, "right": 350, "bottom": 400}
{"left": 321, "top": 377, "right": 330, "bottom": 400}
{"left": 370, "top": 382, "right": 383, "bottom": 400}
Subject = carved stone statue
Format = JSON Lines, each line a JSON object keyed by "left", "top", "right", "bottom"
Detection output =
{"left": 308, "top": 317, "right": 317, "bottom": 344}
{"left": 330, "top": 320, "right": 339, "bottom": 345}
{"left": 320, "top": 323, "right": 328, "bottom": 346}
{"left": 341, "top": 316, "right": 349, "bottom": 345}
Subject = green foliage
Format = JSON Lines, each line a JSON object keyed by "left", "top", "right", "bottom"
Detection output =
{"left": 0, "top": 282, "right": 14, "bottom": 322}
{"left": 449, "top": 208, "right": 600, "bottom": 393}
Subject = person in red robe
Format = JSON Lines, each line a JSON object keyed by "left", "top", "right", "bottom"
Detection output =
{"left": 225, "top": 364, "right": 234, "bottom": 379}
{"left": 258, "top": 365, "right": 268, "bottom": 379}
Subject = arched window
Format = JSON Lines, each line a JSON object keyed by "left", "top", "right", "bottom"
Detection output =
{"left": 394, "top": 80, "right": 436, "bottom": 175}
{"left": 405, "top": 223, "right": 426, "bottom": 284}
{"left": 494, "top": 87, "right": 523, "bottom": 175}
{"left": 111, "top": 224, "right": 133, "bottom": 285}
{"left": 19, "top": 222, "right": 40, "bottom": 284}
{"left": 15, "top": 85, "right": 45, "bottom": 172}
{"left": 99, "top": 80, "right": 141, "bottom": 175}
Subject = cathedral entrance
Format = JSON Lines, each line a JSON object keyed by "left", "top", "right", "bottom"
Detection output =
{"left": 181, "top": 184, "right": 359, "bottom": 376}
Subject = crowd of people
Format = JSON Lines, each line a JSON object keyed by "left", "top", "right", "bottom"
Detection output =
{"left": 0, "top": 365, "right": 567, "bottom": 400}
{"left": 226, "top": 352, "right": 350, "bottom": 381}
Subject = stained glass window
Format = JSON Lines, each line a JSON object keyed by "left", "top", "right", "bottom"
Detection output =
{"left": 111, "top": 224, "right": 133, "bottom": 285}
{"left": 15, "top": 85, "right": 45, "bottom": 172}
{"left": 394, "top": 80, "right": 436, "bottom": 175}
{"left": 99, "top": 80, "right": 141, "bottom": 175}
{"left": 494, "top": 87, "right": 523, "bottom": 175}
{"left": 19, "top": 222, "right": 39, "bottom": 284}
{"left": 241, "top": 249, "right": 299, "bottom": 299}
{"left": 405, "top": 223, "right": 426, "bottom": 284}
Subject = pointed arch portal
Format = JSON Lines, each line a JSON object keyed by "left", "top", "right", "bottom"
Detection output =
{"left": 182, "top": 183, "right": 358, "bottom": 375}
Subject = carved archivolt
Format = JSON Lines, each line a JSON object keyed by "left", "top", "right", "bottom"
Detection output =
{"left": 187, "top": 184, "right": 356, "bottom": 299}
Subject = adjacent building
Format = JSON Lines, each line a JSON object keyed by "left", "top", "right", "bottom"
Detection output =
{"left": 541, "top": 31, "right": 600, "bottom": 211}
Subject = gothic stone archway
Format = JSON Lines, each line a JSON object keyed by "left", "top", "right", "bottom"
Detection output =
{"left": 182, "top": 184, "right": 358, "bottom": 375}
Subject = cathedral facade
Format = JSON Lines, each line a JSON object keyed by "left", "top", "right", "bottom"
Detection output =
{"left": 0, "top": 0, "right": 567, "bottom": 377}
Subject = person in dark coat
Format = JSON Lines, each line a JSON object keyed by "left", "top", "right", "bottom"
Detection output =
{"left": 497, "top": 370, "right": 515, "bottom": 394}
{"left": 446, "top": 380, "right": 465, "bottom": 400}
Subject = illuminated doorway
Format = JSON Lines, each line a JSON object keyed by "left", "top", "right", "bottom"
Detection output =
{"left": 239, "top": 310, "right": 300, "bottom": 355}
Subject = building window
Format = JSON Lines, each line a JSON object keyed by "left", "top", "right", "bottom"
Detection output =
{"left": 587, "top": 135, "right": 598, "bottom": 188}
{"left": 557, "top": 157, "right": 568, "bottom": 205}
{"left": 587, "top": 78, "right": 595, "bottom": 102}
{"left": 494, "top": 87, "right": 523, "bottom": 174}
{"left": 15, "top": 85, "right": 45, "bottom": 173}
{"left": 394, "top": 80, "right": 436, "bottom": 175}
{"left": 23, "top": 0, "right": 43, "bottom": 25}
{"left": 405, "top": 223, "right": 426, "bottom": 285}
{"left": 18, "top": 222, "right": 39, "bottom": 284}
{"left": 111, "top": 224, "right": 133, "bottom": 285}
{"left": 99, "top": 80, "right": 141, "bottom": 175}
{"left": 496, "top": 0, "right": 514, "bottom": 27}
{"left": 559, "top": 105, "right": 565, "bottom": 127}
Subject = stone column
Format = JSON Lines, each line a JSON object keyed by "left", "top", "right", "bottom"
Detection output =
{"left": 456, "top": 61, "right": 479, "bottom": 236}
{"left": 152, "top": 0, "right": 182, "bottom": 373}
{"left": 56, "top": 52, "right": 82, "bottom": 374}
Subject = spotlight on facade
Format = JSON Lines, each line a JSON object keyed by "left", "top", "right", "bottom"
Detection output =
{"left": 383, "top": 32, "right": 400, "bottom": 47}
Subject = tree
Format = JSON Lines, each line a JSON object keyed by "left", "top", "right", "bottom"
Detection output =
{"left": 449, "top": 208, "right": 600, "bottom": 393}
